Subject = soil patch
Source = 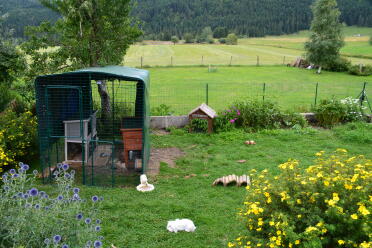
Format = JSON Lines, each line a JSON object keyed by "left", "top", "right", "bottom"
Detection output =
{"left": 148, "top": 147, "right": 185, "bottom": 175}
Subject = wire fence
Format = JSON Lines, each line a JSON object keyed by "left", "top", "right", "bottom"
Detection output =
{"left": 150, "top": 81, "right": 372, "bottom": 115}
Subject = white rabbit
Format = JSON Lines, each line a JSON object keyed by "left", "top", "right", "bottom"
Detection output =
{"left": 167, "top": 219, "right": 196, "bottom": 233}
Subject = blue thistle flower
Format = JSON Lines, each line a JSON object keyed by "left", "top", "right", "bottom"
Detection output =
{"left": 62, "top": 164, "right": 69, "bottom": 171}
{"left": 95, "top": 226, "right": 101, "bottom": 232}
{"left": 85, "top": 218, "right": 91, "bottom": 224}
{"left": 2, "top": 174, "right": 7, "bottom": 180}
{"left": 44, "top": 206, "right": 50, "bottom": 210}
{"left": 34, "top": 204, "right": 40, "bottom": 209}
{"left": 98, "top": 236, "right": 104, "bottom": 240}
{"left": 53, "top": 235, "right": 61, "bottom": 243}
{"left": 39, "top": 191, "right": 45, "bottom": 197}
{"left": 73, "top": 187, "right": 80, "bottom": 194}
{"left": 92, "top": 196, "right": 99, "bottom": 202}
{"left": 76, "top": 213, "right": 83, "bottom": 220}
{"left": 29, "top": 188, "right": 39, "bottom": 197}
{"left": 18, "top": 168, "right": 25, "bottom": 174}
{"left": 44, "top": 238, "right": 51, "bottom": 245}
{"left": 33, "top": 170, "right": 38, "bottom": 176}
{"left": 21, "top": 164, "right": 30, "bottom": 171}
{"left": 9, "top": 169, "right": 16, "bottom": 174}
{"left": 70, "top": 170, "right": 75, "bottom": 176}
{"left": 3, "top": 186, "right": 9, "bottom": 191}
{"left": 23, "top": 193, "right": 29, "bottom": 199}
{"left": 72, "top": 193, "right": 80, "bottom": 201}
{"left": 95, "top": 219, "right": 101, "bottom": 224}
{"left": 99, "top": 196, "right": 104, "bottom": 201}
{"left": 62, "top": 244, "right": 69, "bottom": 248}
{"left": 57, "top": 195, "right": 63, "bottom": 201}
{"left": 94, "top": 240, "right": 102, "bottom": 248}
{"left": 12, "top": 173, "right": 19, "bottom": 178}
{"left": 64, "top": 173, "right": 71, "bottom": 179}
{"left": 57, "top": 163, "right": 62, "bottom": 169}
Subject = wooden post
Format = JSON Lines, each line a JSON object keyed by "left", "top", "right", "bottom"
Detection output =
{"left": 171, "top": 56, "right": 173, "bottom": 66}
{"left": 201, "top": 56, "right": 204, "bottom": 65}
{"left": 256, "top": 56, "right": 259, "bottom": 66}
{"left": 140, "top": 56, "right": 143, "bottom": 68}
{"left": 283, "top": 56, "right": 286, "bottom": 65}
{"left": 229, "top": 56, "right": 233, "bottom": 66}
{"left": 208, "top": 119, "right": 213, "bottom": 134}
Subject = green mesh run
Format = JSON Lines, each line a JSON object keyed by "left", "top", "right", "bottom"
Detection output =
{"left": 35, "top": 66, "right": 150, "bottom": 187}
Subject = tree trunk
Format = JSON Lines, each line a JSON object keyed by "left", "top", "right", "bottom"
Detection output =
{"left": 97, "top": 81, "right": 111, "bottom": 121}
{"left": 317, "top": 66, "right": 322, "bottom": 74}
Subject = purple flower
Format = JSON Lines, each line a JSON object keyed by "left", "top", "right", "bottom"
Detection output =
{"left": 39, "top": 191, "right": 46, "bottom": 197}
{"left": 227, "top": 109, "right": 231, "bottom": 112}
{"left": 73, "top": 188, "right": 80, "bottom": 194}
{"left": 62, "top": 164, "right": 69, "bottom": 171}
{"left": 2, "top": 175, "right": 7, "bottom": 181}
{"left": 85, "top": 218, "right": 92, "bottom": 224}
{"left": 23, "top": 193, "right": 29, "bottom": 199}
{"left": 44, "top": 206, "right": 50, "bottom": 210}
{"left": 43, "top": 194, "right": 49, "bottom": 199}
{"left": 62, "top": 244, "right": 69, "bottom": 248}
{"left": 72, "top": 194, "right": 80, "bottom": 201}
{"left": 95, "top": 219, "right": 101, "bottom": 224}
{"left": 76, "top": 213, "right": 83, "bottom": 220}
{"left": 94, "top": 240, "right": 102, "bottom": 248}
{"left": 237, "top": 111, "right": 241, "bottom": 116}
{"left": 229, "top": 119, "right": 235, "bottom": 123}
{"left": 12, "top": 173, "right": 19, "bottom": 178}
{"left": 9, "top": 169, "right": 16, "bottom": 174}
{"left": 44, "top": 238, "right": 51, "bottom": 245}
{"left": 29, "top": 188, "right": 39, "bottom": 197}
{"left": 57, "top": 195, "right": 63, "bottom": 201}
{"left": 99, "top": 196, "right": 104, "bottom": 201}
{"left": 18, "top": 168, "right": 25, "bottom": 174}
{"left": 17, "top": 192, "right": 23, "bottom": 198}
{"left": 57, "top": 163, "right": 62, "bottom": 169}
{"left": 95, "top": 226, "right": 101, "bottom": 232}
{"left": 64, "top": 173, "right": 71, "bottom": 179}
{"left": 53, "top": 235, "right": 61, "bottom": 243}
{"left": 34, "top": 204, "right": 40, "bottom": 209}
{"left": 92, "top": 196, "right": 99, "bottom": 202}
{"left": 22, "top": 164, "right": 30, "bottom": 171}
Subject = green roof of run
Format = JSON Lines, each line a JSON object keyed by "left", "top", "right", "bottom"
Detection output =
{"left": 36, "top": 65, "right": 150, "bottom": 86}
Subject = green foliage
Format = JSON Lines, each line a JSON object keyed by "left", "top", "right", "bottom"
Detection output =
{"left": 305, "top": 0, "right": 344, "bottom": 73}
{"left": 171, "top": 35, "right": 179, "bottom": 45}
{"left": 189, "top": 118, "right": 208, "bottom": 132}
{"left": 323, "top": 57, "right": 351, "bottom": 72}
{"left": 226, "top": 33, "right": 238, "bottom": 45}
{"left": 183, "top": 33, "right": 194, "bottom": 43}
{"left": 219, "top": 38, "right": 226, "bottom": 44}
{"left": 333, "top": 122, "right": 372, "bottom": 144}
{"left": 214, "top": 100, "right": 307, "bottom": 132}
{"left": 0, "top": 164, "right": 104, "bottom": 247}
{"left": 151, "top": 104, "right": 174, "bottom": 116}
{"left": 213, "top": 27, "right": 228, "bottom": 38}
{"left": 0, "top": 110, "right": 37, "bottom": 171}
{"left": 229, "top": 149, "right": 371, "bottom": 248}
{"left": 197, "top": 27, "right": 213, "bottom": 43}
{"left": 313, "top": 98, "right": 366, "bottom": 128}
{"left": 0, "top": 85, "right": 13, "bottom": 112}
{"left": 348, "top": 64, "right": 372, "bottom": 76}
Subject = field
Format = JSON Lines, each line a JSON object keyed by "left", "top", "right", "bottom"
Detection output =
{"left": 38, "top": 122, "right": 372, "bottom": 247}
{"left": 124, "top": 26, "right": 372, "bottom": 67}
{"left": 148, "top": 66, "right": 372, "bottom": 115}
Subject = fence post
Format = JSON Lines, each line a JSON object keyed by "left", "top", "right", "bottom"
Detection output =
{"left": 229, "top": 56, "right": 233, "bottom": 66}
{"left": 201, "top": 56, "right": 204, "bottom": 66}
{"left": 262, "top": 83, "right": 266, "bottom": 102}
{"left": 171, "top": 56, "right": 173, "bottom": 67}
{"left": 314, "top": 82, "right": 319, "bottom": 106}
{"left": 257, "top": 56, "right": 260, "bottom": 66}
{"left": 283, "top": 56, "right": 286, "bottom": 65}
{"left": 140, "top": 56, "right": 143, "bottom": 68}
{"left": 206, "top": 83, "right": 209, "bottom": 105}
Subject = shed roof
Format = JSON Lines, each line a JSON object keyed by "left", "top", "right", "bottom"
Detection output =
{"left": 35, "top": 65, "right": 150, "bottom": 87}
{"left": 189, "top": 103, "right": 217, "bottom": 118}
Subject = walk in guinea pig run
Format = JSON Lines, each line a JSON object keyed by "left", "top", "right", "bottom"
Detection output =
{"left": 35, "top": 66, "right": 150, "bottom": 187}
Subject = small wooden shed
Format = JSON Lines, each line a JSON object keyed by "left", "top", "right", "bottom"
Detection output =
{"left": 188, "top": 103, "right": 217, "bottom": 133}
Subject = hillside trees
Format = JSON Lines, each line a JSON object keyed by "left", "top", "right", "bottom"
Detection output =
{"left": 21, "top": 0, "right": 141, "bottom": 119}
{"left": 305, "top": 0, "right": 344, "bottom": 74}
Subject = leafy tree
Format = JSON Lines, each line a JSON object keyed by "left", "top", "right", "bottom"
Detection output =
{"left": 21, "top": 0, "right": 141, "bottom": 119}
{"left": 183, "top": 33, "right": 194, "bottom": 43}
{"left": 226, "top": 33, "right": 238, "bottom": 45}
{"left": 197, "top": 26, "right": 213, "bottom": 43}
{"left": 305, "top": 0, "right": 344, "bottom": 74}
{"left": 213, "top": 27, "right": 228, "bottom": 38}
{"left": 171, "top": 35, "right": 179, "bottom": 45}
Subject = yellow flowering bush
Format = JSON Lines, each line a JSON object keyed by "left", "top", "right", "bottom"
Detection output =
{"left": 230, "top": 149, "right": 371, "bottom": 248}
{"left": 0, "top": 110, "right": 37, "bottom": 172}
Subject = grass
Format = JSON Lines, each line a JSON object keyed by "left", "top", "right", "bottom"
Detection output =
{"left": 37, "top": 122, "right": 372, "bottom": 247}
{"left": 124, "top": 26, "right": 372, "bottom": 67}
{"left": 148, "top": 66, "right": 372, "bottom": 114}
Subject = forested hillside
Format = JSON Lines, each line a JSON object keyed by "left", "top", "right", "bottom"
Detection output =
{"left": 1, "top": 0, "right": 371, "bottom": 39}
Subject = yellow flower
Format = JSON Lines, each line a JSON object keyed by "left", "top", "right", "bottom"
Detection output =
{"left": 256, "top": 228, "right": 262, "bottom": 231}
{"left": 295, "top": 240, "right": 300, "bottom": 245}
{"left": 323, "top": 180, "right": 330, "bottom": 186}
{"left": 269, "top": 221, "right": 275, "bottom": 226}
{"left": 358, "top": 205, "right": 370, "bottom": 216}
{"left": 297, "top": 214, "right": 302, "bottom": 219}
{"left": 338, "top": 240, "right": 345, "bottom": 245}
{"left": 351, "top": 214, "right": 358, "bottom": 220}
{"left": 228, "top": 242, "right": 235, "bottom": 247}
{"left": 296, "top": 199, "right": 302, "bottom": 204}
{"left": 344, "top": 184, "right": 353, "bottom": 190}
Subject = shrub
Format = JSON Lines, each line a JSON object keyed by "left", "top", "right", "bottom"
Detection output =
{"left": 0, "top": 85, "right": 13, "bottom": 112}
{"left": 151, "top": 104, "right": 173, "bottom": 116}
{"left": 348, "top": 64, "right": 372, "bottom": 76}
{"left": 0, "top": 110, "right": 37, "bottom": 172}
{"left": 214, "top": 100, "right": 307, "bottom": 132}
{"left": 0, "top": 163, "right": 105, "bottom": 247}
{"left": 189, "top": 118, "right": 208, "bottom": 132}
{"left": 184, "top": 33, "right": 194, "bottom": 43}
{"left": 323, "top": 57, "right": 351, "bottom": 72}
{"left": 229, "top": 149, "right": 371, "bottom": 248}
{"left": 313, "top": 98, "right": 366, "bottom": 128}
{"left": 171, "top": 35, "right": 179, "bottom": 45}
{"left": 219, "top": 38, "right": 226, "bottom": 44}
{"left": 226, "top": 33, "right": 238, "bottom": 45}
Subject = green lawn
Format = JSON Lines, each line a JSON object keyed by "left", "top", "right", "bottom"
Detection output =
{"left": 124, "top": 27, "right": 372, "bottom": 67}
{"left": 148, "top": 66, "right": 372, "bottom": 114}
{"left": 37, "top": 122, "right": 372, "bottom": 248}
